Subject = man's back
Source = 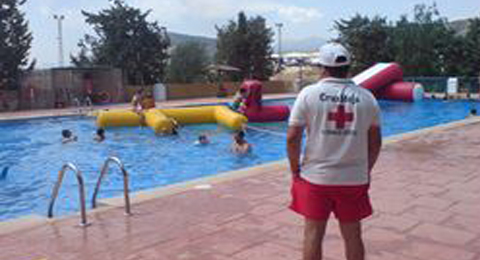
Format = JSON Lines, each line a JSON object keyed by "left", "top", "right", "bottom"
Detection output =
{"left": 289, "top": 77, "right": 380, "bottom": 185}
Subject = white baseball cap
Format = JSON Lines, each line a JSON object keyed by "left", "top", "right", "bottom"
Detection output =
{"left": 317, "top": 43, "right": 351, "bottom": 67}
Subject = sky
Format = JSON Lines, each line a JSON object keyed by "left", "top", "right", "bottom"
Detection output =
{"left": 22, "top": 0, "right": 480, "bottom": 68}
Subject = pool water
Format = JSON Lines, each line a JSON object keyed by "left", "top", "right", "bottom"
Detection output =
{"left": 0, "top": 99, "right": 477, "bottom": 221}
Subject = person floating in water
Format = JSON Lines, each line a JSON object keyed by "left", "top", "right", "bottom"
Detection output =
{"left": 0, "top": 167, "right": 9, "bottom": 180}
{"left": 195, "top": 134, "right": 210, "bottom": 145}
{"left": 94, "top": 128, "right": 106, "bottom": 142}
{"left": 231, "top": 131, "right": 252, "bottom": 154}
{"left": 62, "top": 129, "right": 78, "bottom": 144}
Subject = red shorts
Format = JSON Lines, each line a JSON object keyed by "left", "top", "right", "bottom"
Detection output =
{"left": 290, "top": 176, "right": 372, "bottom": 223}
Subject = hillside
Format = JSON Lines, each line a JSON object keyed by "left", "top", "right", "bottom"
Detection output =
{"left": 167, "top": 32, "right": 217, "bottom": 58}
{"left": 449, "top": 18, "right": 471, "bottom": 36}
{"left": 167, "top": 32, "right": 329, "bottom": 57}
{"left": 281, "top": 36, "right": 327, "bottom": 53}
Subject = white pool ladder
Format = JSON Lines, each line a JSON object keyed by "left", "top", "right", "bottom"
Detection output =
{"left": 48, "top": 163, "right": 89, "bottom": 226}
{"left": 91, "top": 157, "right": 131, "bottom": 215}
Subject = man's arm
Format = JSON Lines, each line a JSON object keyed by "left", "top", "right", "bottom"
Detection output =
{"left": 368, "top": 125, "right": 382, "bottom": 174}
{"left": 287, "top": 125, "right": 304, "bottom": 178}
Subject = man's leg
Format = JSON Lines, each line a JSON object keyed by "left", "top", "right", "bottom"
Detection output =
{"left": 303, "top": 218, "right": 328, "bottom": 260}
{"left": 339, "top": 221, "right": 365, "bottom": 260}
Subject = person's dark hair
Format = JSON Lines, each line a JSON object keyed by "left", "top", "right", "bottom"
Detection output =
{"left": 236, "top": 130, "right": 245, "bottom": 139}
{"left": 171, "top": 127, "right": 178, "bottom": 135}
{"left": 234, "top": 131, "right": 246, "bottom": 144}
{"left": 62, "top": 129, "right": 72, "bottom": 138}
{"left": 323, "top": 65, "right": 350, "bottom": 78}
{"left": 239, "top": 88, "right": 247, "bottom": 93}
{"left": 471, "top": 108, "right": 477, "bottom": 115}
{"left": 97, "top": 128, "right": 105, "bottom": 137}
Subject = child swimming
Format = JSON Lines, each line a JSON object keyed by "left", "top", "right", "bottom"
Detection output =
{"left": 231, "top": 131, "right": 252, "bottom": 154}
{"left": 94, "top": 128, "right": 106, "bottom": 142}
{"left": 195, "top": 134, "right": 210, "bottom": 145}
{"left": 62, "top": 129, "right": 78, "bottom": 144}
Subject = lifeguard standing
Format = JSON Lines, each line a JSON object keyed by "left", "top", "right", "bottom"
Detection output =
{"left": 287, "top": 43, "right": 382, "bottom": 260}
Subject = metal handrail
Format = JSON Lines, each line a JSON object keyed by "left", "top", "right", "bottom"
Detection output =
{"left": 48, "top": 163, "right": 89, "bottom": 226}
{"left": 91, "top": 157, "right": 131, "bottom": 215}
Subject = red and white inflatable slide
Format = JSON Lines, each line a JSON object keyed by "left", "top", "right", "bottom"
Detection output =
{"left": 352, "top": 63, "right": 424, "bottom": 102}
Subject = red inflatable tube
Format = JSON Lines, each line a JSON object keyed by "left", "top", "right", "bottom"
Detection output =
{"left": 353, "top": 63, "right": 403, "bottom": 91}
{"left": 243, "top": 105, "right": 290, "bottom": 122}
{"left": 377, "top": 82, "right": 424, "bottom": 102}
{"left": 240, "top": 80, "right": 290, "bottom": 122}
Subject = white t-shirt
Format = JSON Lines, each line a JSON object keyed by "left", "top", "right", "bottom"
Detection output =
{"left": 289, "top": 77, "right": 380, "bottom": 186}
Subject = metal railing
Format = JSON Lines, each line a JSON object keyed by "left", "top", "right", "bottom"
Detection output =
{"left": 47, "top": 163, "right": 89, "bottom": 226}
{"left": 91, "top": 157, "right": 131, "bottom": 215}
{"left": 72, "top": 96, "right": 94, "bottom": 115}
{"left": 405, "top": 76, "right": 480, "bottom": 93}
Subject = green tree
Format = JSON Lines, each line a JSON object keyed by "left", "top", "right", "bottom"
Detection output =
{"left": 216, "top": 12, "right": 274, "bottom": 81}
{"left": 463, "top": 17, "right": 480, "bottom": 76}
{"left": 248, "top": 16, "right": 274, "bottom": 80}
{"left": 441, "top": 33, "right": 469, "bottom": 76}
{"left": 392, "top": 4, "right": 452, "bottom": 76}
{"left": 0, "top": 0, "right": 33, "bottom": 90}
{"left": 71, "top": 0, "right": 170, "bottom": 85}
{"left": 167, "top": 41, "right": 210, "bottom": 83}
{"left": 334, "top": 14, "right": 394, "bottom": 73}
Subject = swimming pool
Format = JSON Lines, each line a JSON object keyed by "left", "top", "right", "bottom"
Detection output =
{"left": 0, "top": 99, "right": 477, "bottom": 221}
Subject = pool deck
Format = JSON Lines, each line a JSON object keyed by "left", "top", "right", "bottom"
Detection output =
{"left": 0, "top": 93, "right": 296, "bottom": 121}
{"left": 1, "top": 99, "right": 480, "bottom": 259}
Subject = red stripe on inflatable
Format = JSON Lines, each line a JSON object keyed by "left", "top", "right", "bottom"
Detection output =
{"left": 358, "top": 63, "right": 403, "bottom": 91}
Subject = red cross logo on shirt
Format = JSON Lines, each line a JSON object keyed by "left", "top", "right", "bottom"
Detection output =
{"left": 328, "top": 104, "right": 354, "bottom": 129}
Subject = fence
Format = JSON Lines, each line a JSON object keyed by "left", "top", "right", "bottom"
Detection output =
{"left": 405, "top": 77, "right": 480, "bottom": 94}
{"left": 125, "top": 81, "right": 294, "bottom": 102}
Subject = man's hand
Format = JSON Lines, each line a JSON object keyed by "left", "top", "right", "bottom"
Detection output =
{"left": 368, "top": 124, "right": 382, "bottom": 175}
{"left": 287, "top": 125, "right": 304, "bottom": 179}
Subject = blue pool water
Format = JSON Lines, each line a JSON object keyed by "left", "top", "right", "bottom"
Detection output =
{"left": 0, "top": 99, "right": 477, "bottom": 221}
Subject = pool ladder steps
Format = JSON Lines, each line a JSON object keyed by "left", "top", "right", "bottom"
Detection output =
{"left": 91, "top": 157, "right": 132, "bottom": 215}
{"left": 47, "top": 157, "right": 131, "bottom": 227}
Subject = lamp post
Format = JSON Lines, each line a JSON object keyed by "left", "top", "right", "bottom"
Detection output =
{"left": 53, "top": 14, "right": 65, "bottom": 67}
{"left": 275, "top": 23, "right": 283, "bottom": 71}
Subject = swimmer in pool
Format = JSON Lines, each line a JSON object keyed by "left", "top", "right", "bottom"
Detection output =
{"left": 94, "top": 128, "right": 106, "bottom": 142}
{"left": 231, "top": 131, "right": 252, "bottom": 154}
{"left": 62, "top": 129, "right": 78, "bottom": 144}
{"left": 195, "top": 134, "right": 210, "bottom": 145}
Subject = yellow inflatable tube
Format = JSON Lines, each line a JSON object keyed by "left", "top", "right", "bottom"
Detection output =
{"left": 144, "top": 109, "right": 175, "bottom": 134}
{"left": 96, "top": 106, "right": 247, "bottom": 133}
{"left": 96, "top": 110, "right": 142, "bottom": 127}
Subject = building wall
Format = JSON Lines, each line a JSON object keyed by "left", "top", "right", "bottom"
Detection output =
{"left": 0, "top": 90, "right": 19, "bottom": 112}
{"left": 18, "top": 68, "right": 123, "bottom": 110}
{"left": 19, "top": 70, "right": 54, "bottom": 110}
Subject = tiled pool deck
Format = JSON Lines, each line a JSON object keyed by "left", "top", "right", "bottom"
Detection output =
{"left": 0, "top": 94, "right": 295, "bottom": 121}
{"left": 1, "top": 96, "right": 480, "bottom": 260}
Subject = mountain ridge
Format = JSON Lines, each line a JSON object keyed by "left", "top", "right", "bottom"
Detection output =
{"left": 167, "top": 17, "right": 474, "bottom": 56}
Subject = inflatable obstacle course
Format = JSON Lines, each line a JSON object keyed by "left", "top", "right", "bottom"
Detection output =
{"left": 239, "top": 80, "right": 290, "bottom": 122}
{"left": 353, "top": 63, "right": 424, "bottom": 102}
{"left": 97, "top": 106, "right": 247, "bottom": 134}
